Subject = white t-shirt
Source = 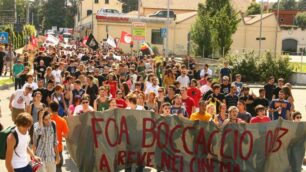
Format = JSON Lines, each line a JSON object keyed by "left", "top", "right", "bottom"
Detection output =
{"left": 22, "top": 82, "right": 38, "bottom": 91}
{"left": 126, "top": 105, "right": 145, "bottom": 110}
{"left": 145, "top": 84, "right": 160, "bottom": 95}
{"left": 177, "top": 75, "right": 190, "bottom": 88}
{"left": 12, "top": 90, "right": 31, "bottom": 109}
{"left": 73, "top": 105, "right": 94, "bottom": 116}
{"left": 200, "top": 85, "right": 212, "bottom": 94}
{"left": 200, "top": 68, "right": 213, "bottom": 77}
{"left": 52, "top": 69, "right": 62, "bottom": 83}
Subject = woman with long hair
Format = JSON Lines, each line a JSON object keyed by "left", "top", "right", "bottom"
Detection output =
{"left": 282, "top": 86, "right": 294, "bottom": 111}
{"left": 163, "top": 69, "right": 176, "bottom": 89}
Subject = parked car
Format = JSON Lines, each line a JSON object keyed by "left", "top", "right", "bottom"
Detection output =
{"left": 97, "top": 8, "right": 121, "bottom": 16}
{"left": 149, "top": 10, "right": 176, "bottom": 19}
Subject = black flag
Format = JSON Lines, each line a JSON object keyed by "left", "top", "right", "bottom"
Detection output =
{"left": 86, "top": 34, "right": 99, "bottom": 50}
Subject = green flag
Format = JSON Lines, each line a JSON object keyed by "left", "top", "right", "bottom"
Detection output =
{"left": 86, "top": 33, "right": 99, "bottom": 50}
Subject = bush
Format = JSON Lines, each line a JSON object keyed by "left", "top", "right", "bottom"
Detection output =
{"left": 223, "top": 52, "right": 293, "bottom": 82}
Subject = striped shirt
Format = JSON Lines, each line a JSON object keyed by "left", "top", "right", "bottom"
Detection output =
{"left": 33, "top": 122, "right": 58, "bottom": 162}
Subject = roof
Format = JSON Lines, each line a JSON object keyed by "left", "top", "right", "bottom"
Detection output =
{"left": 244, "top": 13, "right": 275, "bottom": 25}
{"left": 140, "top": 0, "right": 251, "bottom": 12}
{"left": 175, "top": 12, "right": 197, "bottom": 23}
{"left": 141, "top": 0, "right": 201, "bottom": 11}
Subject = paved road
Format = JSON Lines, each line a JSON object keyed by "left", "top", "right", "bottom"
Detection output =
{"left": 0, "top": 86, "right": 306, "bottom": 171}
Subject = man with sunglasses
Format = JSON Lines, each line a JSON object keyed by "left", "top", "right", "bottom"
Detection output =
{"left": 73, "top": 94, "right": 94, "bottom": 115}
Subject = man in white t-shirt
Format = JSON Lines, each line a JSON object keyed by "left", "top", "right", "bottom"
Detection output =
{"left": 145, "top": 77, "right": 160, "bottom": 95}
{"left": 51, "top": 64, "right": 62, "bottom": 84}
{"left": 200, "top": 64, "right": 213, "bottom": 78}
{"left": 176, "top": 65, "right": 190, "bottom": 88}
{"left": 9, "top": 85, "right": 32, "bottom": 122}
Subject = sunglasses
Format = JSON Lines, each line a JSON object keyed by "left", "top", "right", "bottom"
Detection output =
{"left": 82, "top": 101, "right": 89, "bottom": 104}
{"left": 158, "top": 90, "right": 163, "bottom": 93}
{"left": 296, "top": 116, "right": 302, "bottom": 119}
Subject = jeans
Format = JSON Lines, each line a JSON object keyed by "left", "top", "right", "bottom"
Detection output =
{"left": 15, "top": 77, "right": 23, "bottom": 90}
{"left": 14, "top": 164, "right": 32, "bottom": 172}
{"left": 56, "top": 152, "right": 63, "bottom": 172}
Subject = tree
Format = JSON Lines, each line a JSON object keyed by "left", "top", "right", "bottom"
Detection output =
{"left": 43, "top": 0, "right": 66, "bottom": 29}
{"left": 273, "top": 0, "right": 297, "bottom": 10}
{"left": 298, "top": 0, "right": 306, "bottom": 10}
{"left": 191, "top": 1, "right": 239, "bottom": 57}
{"left": 295, "top": 12, "right": 306, "bottom": 28}
{"left": 246, "top": 2, "right": 261, "bottom": 15}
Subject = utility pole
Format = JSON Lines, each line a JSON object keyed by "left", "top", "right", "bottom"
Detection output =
{"left": 259, "top": 0, "right": 264, "bottom": 56}
{"left": 92, "top": 0, "right": 94, "bottom": 35}
{"left": 165, "top": 0, "right": 170, "bottom": 60}
{"left": 274, "top": 0, "right": 280, "bottom": 57}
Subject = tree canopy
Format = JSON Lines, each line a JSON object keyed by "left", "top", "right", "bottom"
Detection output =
{"left": 246, "top": 2, "right": 261, "bottom": 15}
{"left": 191, "top": 0, "right": 240, "bottom": 57}
{"left": 295, "top": 11, "right": 306, "bottom": 28}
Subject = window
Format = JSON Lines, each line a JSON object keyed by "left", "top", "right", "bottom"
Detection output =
{"left": 95, "top": 0, "right": 99, "bottom": 3}
{"left": 105, "top": 0, "right": 109, "bottom": 4}
{"left": 151, "top": 29, "right": 163, "bottom": 45}
{"left": 87, "top": 10, "right": 92, "bottom": 16}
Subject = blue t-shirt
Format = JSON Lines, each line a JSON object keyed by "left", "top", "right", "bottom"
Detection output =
{"left": 170, "top": 106, "right": 188, "bottom": 117}
{"left": 220, "top": 67, "right": 231, "bottom": 78}
{"left": 269, "top": 99, "right": 291, "bottom": 120}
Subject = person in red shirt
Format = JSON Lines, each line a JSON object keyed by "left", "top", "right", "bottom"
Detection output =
{"left": 180, "top": 86, "right": 195, "bottom": 118}
{"left": 187, "top": 79, "right": 202, "bottom": 107}
{"left": 250, "top": 105, "right": 271, "bottom": 123}
{"left": 49, "top": 101, "right": 69, "bottom": 172}
{"left": 115, "top": 90, "right": 127, "bottom": 108}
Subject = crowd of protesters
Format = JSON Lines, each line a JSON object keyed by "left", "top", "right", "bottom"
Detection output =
{"left": 1, "top": 41, "right": 304, "bottom": 172}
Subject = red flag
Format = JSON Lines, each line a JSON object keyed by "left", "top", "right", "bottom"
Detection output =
{"left": 82, "top": 36, "right": 88, "bottom": 46}
{"left": 120, "top": 31, "right": 132, "bottom": 44}
{"left": 31, "top": 36, "right": 37, "bottom": 47}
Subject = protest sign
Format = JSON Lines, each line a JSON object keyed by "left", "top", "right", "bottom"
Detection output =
{"left": 66, "top": 109, "right": 306, "bottom": 172}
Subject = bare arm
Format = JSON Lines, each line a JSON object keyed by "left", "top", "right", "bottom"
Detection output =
{"left": 9, "top": 94, "right": 15, "bottom": 111}
{"left": 5, "top": 134, "right": 16, "bottom": 172}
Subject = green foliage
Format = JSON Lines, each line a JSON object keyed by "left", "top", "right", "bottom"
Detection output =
{"left": 246, "top": 2, "right": 261, "bottom": 15}
{"left": 295, "top": 12, "right": 306, "bottom": 28}
{"left": 23, "top": 24, "right": 36, "bottom": 36}
{"left": 43, "top": 0, "right": 77, "bottom": 30}
{"left": 298, "top": 0, "right": 306, "bottom": 10}
{"left": 273, "top": 0, "right": 297, "bottom": 10}
{"left": 191, "top": 0, "right": 239, "bottom": 58}
{"left": 224, "top": 52, "right": 293, "bottom": 82}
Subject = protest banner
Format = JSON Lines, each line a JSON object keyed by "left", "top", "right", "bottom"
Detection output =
{"left": 66, "top": 109, "right": 306, "bottom": 172}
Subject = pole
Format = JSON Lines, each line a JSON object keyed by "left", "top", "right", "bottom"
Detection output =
{"left": 92, "top": 0, "right": 94, "bottom": 35}
{"left": 31, "top": 12, "right": 34, "bottom": 25}
{"left": 26, "top": 0, "right": 30, "bottom": 24}
{"left": 259, "top": 0, "right": 264, "bottom": 56}
{"left": 274, "top": 0, "right": 280, "bottom": 58}
{"left": 165, "top": 0, "right": 170, "bottom": 60}
{"left": 202, "top": 45, "right": 205, "bottom": 58}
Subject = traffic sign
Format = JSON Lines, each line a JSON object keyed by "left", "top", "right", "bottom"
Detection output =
{"left": 160, "top": 28, "right": 167, "bottom": 38}
{"left": 132, "top": 22, "right": 146, "bottom": 41}
{"left": 0, "top": 32, "right": 9, "bottom": 44}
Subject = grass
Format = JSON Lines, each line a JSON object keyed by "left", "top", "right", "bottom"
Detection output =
{"left": 290, "top": 62, "right": 306, "bottom": 73}
{"left": 0, "top": 78, "right": 14, "bottom": 87}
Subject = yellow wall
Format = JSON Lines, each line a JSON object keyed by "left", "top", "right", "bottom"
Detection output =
{"left": 231, "top": 14, "right": 282, "bottom": 55}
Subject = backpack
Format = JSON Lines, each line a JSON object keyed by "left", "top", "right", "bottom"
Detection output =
{"left": 36, "top": 121, "right": 56, "bottom": 148}
{"left": 0, "top": 126, "right": 19, "bottom": 159}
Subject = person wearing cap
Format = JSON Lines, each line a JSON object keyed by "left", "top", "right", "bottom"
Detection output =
{"left": 9, "top": 85, "right": 33, "bottom": 122}
{"left": 22, "top": 74, "right": 38, "bottom": 91}
{"left": 250, "top": 105, "right": 271, "bottom": 123}
{"left": 13, "top": 59, "right": 24, "bottom": 90}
